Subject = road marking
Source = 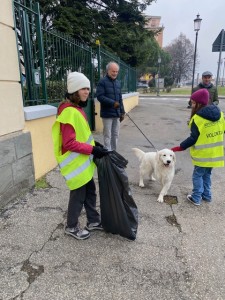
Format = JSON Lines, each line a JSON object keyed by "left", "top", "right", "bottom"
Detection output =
{"left": 139, "top": 97, "right": 188, "bottom": 101}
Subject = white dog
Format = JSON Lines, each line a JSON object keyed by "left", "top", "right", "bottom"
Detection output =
{"left": 132, "top": 148, "right": 176, "bottom": 203}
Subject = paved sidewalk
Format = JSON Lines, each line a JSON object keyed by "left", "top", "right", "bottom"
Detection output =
{"left": 1, "top": 97, "right": 225, "bottom": 300}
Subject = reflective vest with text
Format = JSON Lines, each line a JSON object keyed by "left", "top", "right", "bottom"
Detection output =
{"left": 52, "top": 106, "right": 95, "bottom": 190}
{"left": 189, "top": 112, "right": 225, "bottom": 167}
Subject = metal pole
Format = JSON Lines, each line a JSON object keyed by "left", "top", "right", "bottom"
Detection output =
{"left": 191, "top": 31, "right": 198, "bottom": 93}
{"left": 34, "top": 2, "right": 48, "bottom": 103}
{"left": 222, "top": 59, "right": 225, "bottom": 87}
{"left": 96, "top": 40, "right": 101, "bottom": 82}
{"left": 216, "top": 29, "right": 224, "bottom": 88}
{"left": 157, "top": 60, "right": 161, "bottom": 96}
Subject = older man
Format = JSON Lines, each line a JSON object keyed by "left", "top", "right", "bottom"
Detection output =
{"left": 187, "top": 71, "right": 219, "bottom": 108}
{"left": 96, "top": 61, "right": 125, "bottom": 151}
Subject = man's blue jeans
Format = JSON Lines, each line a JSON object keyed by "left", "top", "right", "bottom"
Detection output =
{"left": 102, "top": 118, "right": 120, "bottom": 151}
{"left": 192, "top": 166, "right": 212, "bottom": 203}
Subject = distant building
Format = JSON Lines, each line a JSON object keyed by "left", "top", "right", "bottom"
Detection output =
{"left": 144, "top": 15, "right": 164, "bottom": 48}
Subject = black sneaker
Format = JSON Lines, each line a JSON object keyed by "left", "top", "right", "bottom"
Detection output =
{"left": 85, "top": 222, "right": 103, "bottom": 231}
{"left": 186, "top": 195, "right": 200, "bottom": 206}
{"left": 65, "top": 226, "right": 90, "bottom": 240}
{"left": 202, "top": 197, "right": 211, "bottom": 202}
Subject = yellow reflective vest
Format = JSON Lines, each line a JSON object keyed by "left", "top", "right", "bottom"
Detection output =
{"left": 189, "top": 112, "right": 225, "bottom": 167}
{"left": 52, "top": 106, "right": 95, "bottom": 190}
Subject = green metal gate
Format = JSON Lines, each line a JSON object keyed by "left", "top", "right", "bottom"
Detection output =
{"left": 95, "top": 44, "right": 137, "bottom": 94}
{"left": 13, "top": 1, "right": 137, "bottom": 130}
{"left": 14, "top": 0, "right": 47, "bottom": 106}
{"left": 13, "top": 0, "right": 95, "bottom": 128}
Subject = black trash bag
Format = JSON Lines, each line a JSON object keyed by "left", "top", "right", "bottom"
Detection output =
{"left": 95, "top": 150, "right": 138, "bottom": 240}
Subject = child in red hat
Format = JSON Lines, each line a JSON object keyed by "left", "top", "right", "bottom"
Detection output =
{"left": 171, "top": 88, "right": 225, "bottom": 206}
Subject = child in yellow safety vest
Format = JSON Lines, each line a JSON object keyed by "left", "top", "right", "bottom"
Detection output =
{"left": 171, "top": 88, "right": 225, "bottom": 206}
{"left": 52, "top": 72, "right": 108, "bottom": 239}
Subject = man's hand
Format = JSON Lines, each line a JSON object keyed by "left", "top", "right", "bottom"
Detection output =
{"left": 120, "top": 114, "right": 125, "bottom": 122}
{"left": 113, "top": 101, "right": 120, "bottom": 108}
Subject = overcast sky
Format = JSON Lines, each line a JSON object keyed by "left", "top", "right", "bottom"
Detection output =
{"left": 145, "top": 0, "right": 225, "bottom": 80}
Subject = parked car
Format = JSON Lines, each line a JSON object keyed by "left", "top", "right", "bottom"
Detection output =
{"left": 137, "top": 81, "right": 148, "bottom": 88}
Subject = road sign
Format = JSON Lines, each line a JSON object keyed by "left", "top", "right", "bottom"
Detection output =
{"left": 155, "top": 78, "right": 164, "bottom": 89}
{"left": 212, "top": 29, "right": 225, "bottom": 52}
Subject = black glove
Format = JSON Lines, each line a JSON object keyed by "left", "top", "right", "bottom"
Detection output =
{"left": 95, "top": 141, "right": 104, "bottom": 147}
{"left": 120, "top": 114, "right": 125, "bottom": 122}
{"left": 91, "top": 146, "right": 108, "bottom": 159}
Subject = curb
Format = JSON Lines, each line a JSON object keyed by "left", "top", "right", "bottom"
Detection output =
{"left": 139, "top": 94, "right": 225, "bottom": 99}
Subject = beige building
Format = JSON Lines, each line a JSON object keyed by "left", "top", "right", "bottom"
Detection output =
{"left": 144, "top": 15, "right": 164, "bottom": 48}
{"left": 0, "top": 0, "right": 139, "bottom": 207}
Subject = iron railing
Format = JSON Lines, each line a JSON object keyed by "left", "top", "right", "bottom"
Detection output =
{"left": 13, "top": 0, "right": 137, "bottom": 129}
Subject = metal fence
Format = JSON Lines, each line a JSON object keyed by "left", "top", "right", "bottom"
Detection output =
{"left": 96, "top": 46, "right": 137, "bottom": 94}
{"left": 13, "top": 0, "right": 137, "bottom": 128}
{"left": 42, "top": 28, "right": 93, "bottom": 105}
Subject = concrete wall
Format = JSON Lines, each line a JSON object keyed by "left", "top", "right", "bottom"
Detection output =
{"left": 24, "top": 105, "right": 57, "bottom": 180}
{"left": 0, "top": 0, "right": 35, "bottom": 208}
{"left": 0, "top": 0, "right": 25, "bottom": 135}
{"left": 24, "top": 94, "right": 139, "bottom": 180}
{"left": 0, "top": 131, "right": 35, "bottom": 208}
{"left": 94, "top": 92, "right": 139, "bottom": 132}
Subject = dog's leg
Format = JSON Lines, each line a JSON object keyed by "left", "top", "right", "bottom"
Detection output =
{"left": 157, "top": 181, "right": 172, "bottom": 203}
{"left": 139, "top": 170, "right": 145, "bottom": 187}
{"left": 150, "top": 174, "right": 156, "bottom": 181}
{"left": 149, "top": 168, "right": 156, "bottom": 181}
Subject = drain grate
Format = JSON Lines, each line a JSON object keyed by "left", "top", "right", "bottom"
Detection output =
{"left": 163, "top": 195, "right": 178, "bottom": 205}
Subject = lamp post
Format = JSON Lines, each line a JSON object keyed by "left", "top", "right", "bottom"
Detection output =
{"left": 95, "top": 39, "right": 101, "bottom": 82}
{"left": 191, "top": 14, "right": 202, "bottom": 94}
{"left": 157, "top": 56, "right": 161, "bottom": 96}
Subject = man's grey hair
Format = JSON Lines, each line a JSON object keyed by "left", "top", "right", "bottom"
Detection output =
{"left": 106, "top": 61, "right": 120, "bottom": 71}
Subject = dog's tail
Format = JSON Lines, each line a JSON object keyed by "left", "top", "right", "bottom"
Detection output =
{"left": 132, "top": 148, "right": 145, "bottom": 161}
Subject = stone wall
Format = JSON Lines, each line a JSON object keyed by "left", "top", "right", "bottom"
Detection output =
{"left": 0, "top": 132, "right": 35, "bottom": 208}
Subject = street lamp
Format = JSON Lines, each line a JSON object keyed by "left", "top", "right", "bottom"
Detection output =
{"left": 157, "top": 56, "right": 161, "bottom": 96}
{"left": 191, "top": 14, "right": 202, "bottom": 94}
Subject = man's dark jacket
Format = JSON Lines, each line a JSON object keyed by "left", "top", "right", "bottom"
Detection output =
{"left": 96, "top": 75, "right": 125, "bottom": 118}
{"left": 193, "top": 83, "right": 219, "bottom": 105}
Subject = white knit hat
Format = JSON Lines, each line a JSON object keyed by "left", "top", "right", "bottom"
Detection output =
{"left": 67, "top": 72, "right": 90, "bottom": 94}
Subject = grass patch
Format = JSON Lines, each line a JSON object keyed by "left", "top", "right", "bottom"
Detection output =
{"left": 35, "top": 176, "right": 50, "bottom": 189}
{"left": 165, "top": 88, "right": 191, "bottom": 95}
{"left": 138, "top": 86, "right": 225, "bottom": 96}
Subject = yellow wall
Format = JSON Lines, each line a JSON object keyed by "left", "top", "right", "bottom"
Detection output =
{"left": 94, "top": 93, "right": 139, "bottom": 132}
{"left": 24, "top": 116, "right": 57, "bottom": 179}
{"left": 123, "top": 94, "right": 139, "bottom": 113}
{"left": 25, "top": 93, "right": 139, "bottom": 179}
{"left": 0, "top": 0, "right": 25, "bottom": 136}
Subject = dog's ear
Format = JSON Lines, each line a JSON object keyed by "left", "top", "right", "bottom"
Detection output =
{"left": 172, "top": 152, "right": 176, "bottom": 163}
{"left": 156, "top": 150, "right": 160, "bottom": 162}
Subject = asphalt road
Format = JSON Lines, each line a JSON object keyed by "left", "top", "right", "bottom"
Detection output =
{"left": 0, "top": 96, "right": 225, "bottom": 300}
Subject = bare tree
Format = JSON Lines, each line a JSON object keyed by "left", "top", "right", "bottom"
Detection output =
{"left": 164, "top": 33, "right": 195, "bottom": 84}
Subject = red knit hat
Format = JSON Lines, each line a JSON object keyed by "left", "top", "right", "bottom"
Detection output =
{"left": 191, "top": 88, "right": 209, "bottom": 105}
